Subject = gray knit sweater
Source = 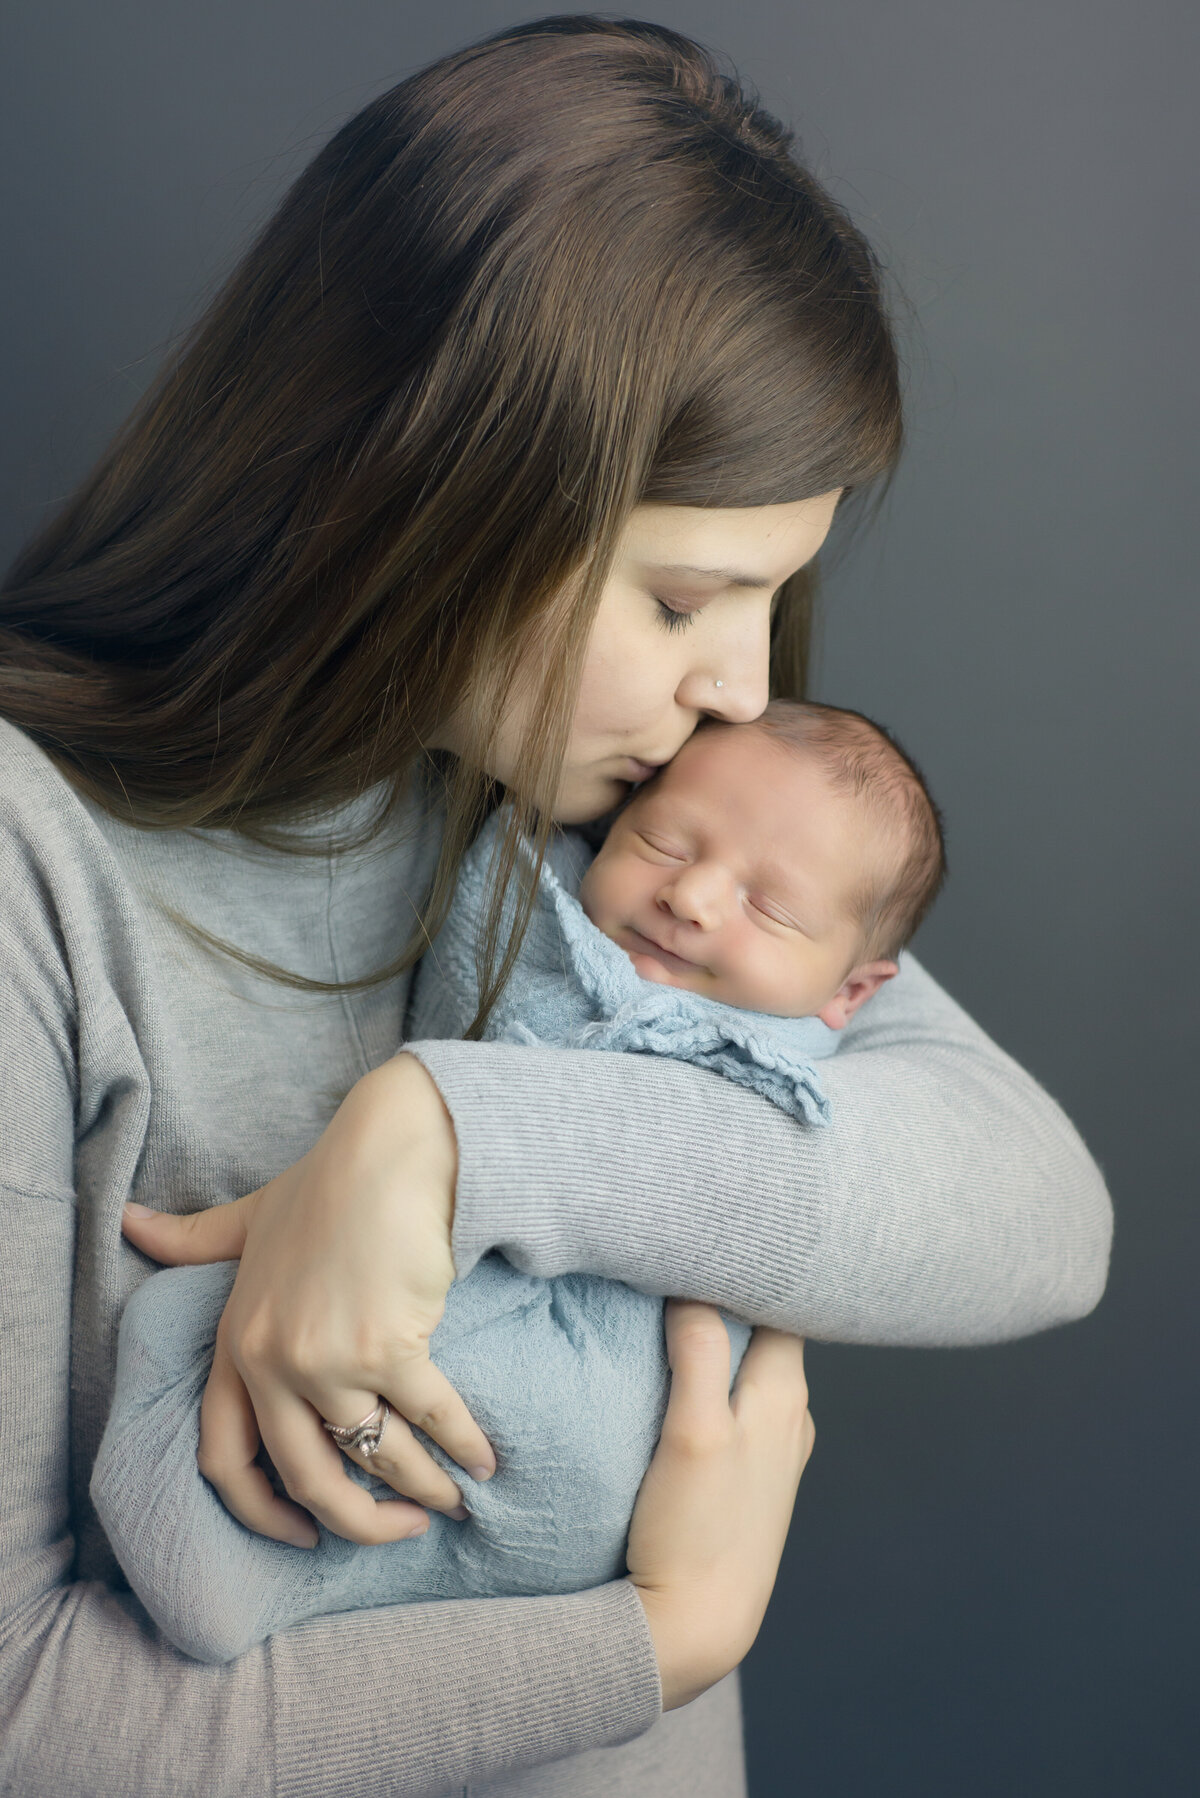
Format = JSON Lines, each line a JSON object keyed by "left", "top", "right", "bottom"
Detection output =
{"left": 0, "top": 716, "right": 1112, "bottom": 1797}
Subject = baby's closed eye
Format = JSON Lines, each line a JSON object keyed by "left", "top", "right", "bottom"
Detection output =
{"left": 636, "top": 830, "right": 689, "bottom": 862}
{"left": 746, "top": 894, "right": 807, "bottom": 933}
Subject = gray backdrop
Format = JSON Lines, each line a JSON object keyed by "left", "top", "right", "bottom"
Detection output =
{"left": 3, "top": 4, "right": 1196, "bottom": 1794}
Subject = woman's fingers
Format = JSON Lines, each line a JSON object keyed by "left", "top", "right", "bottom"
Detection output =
{"left": 243, "top": 1385, "right": 432, "bottom": 1546}
{"left": 304, "top": 1356, "right": 496, "bottom": 1511}
{"left": 730, "top": 1323, "right": 810, "bottom": 1420}
{"left": 377, "top": 1356, "right": 497, "bottom": 1483}
{"left": 625, "top": 1300, "right": 817, "bottom": 1711}
{"left": 123, "top": 1192, "right": 256, "bottom": 1265}
{"left": 337, "top": 1408, "right": 469, "bottom": 1517}
{"left": 196, "top": 1332, "right": 319, "bottom": 1548}
{"left": 661, "top": 1299, "right": 735, "bottom": 1438}
{"left": 727, "top": 1325, "right": 816, "bottom": 1474}
{"left": 200, "top": 1328, "right": 455, "bottom": 1542}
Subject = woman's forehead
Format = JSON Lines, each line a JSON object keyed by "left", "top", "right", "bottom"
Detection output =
{"left": 620, "top": 495, "right": 842, "bottom": 585}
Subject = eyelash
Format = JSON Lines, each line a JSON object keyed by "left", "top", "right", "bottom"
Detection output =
{"left": 653, "top": 598, "right": 698, "bottom": 634}
{"left": 637, "top": 831, "right": 687, "bottom": 860}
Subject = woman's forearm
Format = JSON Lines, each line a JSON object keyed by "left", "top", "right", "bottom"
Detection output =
{"left": 407, "top": 954, "right": 1112, "bottom": 1345}
{"left": 0, "top": 1574, "right": 658, "bottom": 1797}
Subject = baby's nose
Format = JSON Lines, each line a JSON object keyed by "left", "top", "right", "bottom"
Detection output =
{"left": 658, "top": 866, "right": 726, "bottom": 931}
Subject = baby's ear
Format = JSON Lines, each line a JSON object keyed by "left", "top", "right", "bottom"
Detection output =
{"left": 816, "top": 960, "right": 899, "bottom": 1030}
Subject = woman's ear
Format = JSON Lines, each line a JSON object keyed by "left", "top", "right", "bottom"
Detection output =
{"left": 816, "top": 959, "right": 899, "bottom": 1030}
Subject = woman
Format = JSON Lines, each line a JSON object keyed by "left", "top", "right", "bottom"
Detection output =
{"left": 0, "top": 17, "right": 1111, "bottom": 1796}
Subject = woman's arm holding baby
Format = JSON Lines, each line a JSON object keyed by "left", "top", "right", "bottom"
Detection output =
{"left": 127, "top": 949, "right": 1109, "bottom": 1557}
{"left": 413, "top": 952, "right": 1112, "bottom": 1345}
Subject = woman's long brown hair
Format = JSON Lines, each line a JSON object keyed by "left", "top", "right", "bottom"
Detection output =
{"left": 0, "top": 15, "right": 903, "bottom": 1033}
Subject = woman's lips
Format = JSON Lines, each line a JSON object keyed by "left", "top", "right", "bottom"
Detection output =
{"left": 620, "top": 757, "right": 666, "bottom": 783}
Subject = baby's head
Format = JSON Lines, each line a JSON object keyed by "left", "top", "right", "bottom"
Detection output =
{"left": 579, "top": 700, "right": 946, "bottom": 1026}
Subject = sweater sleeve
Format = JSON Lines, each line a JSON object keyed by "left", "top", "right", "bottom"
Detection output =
{"left": 0, "top": 819, "right": 660, "bottom": 1798}
{"left": 407, "top": 953, "right": 1112, "bottom": 1346}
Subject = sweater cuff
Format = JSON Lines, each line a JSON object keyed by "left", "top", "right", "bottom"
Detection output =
{"left": 407, "top": 1037, "right": 581, "bottom": 1278}
{"left": 274, "top": 1580, "right": 661, "bottom": 1797}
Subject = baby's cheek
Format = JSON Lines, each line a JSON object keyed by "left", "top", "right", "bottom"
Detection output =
{"left": 712, "top": 934, "right": 774, "bottom": 1011}
{"left": 728, "top": 940, "right": 820, "bottom": 1018}
{"left": 579, "top": 850, "right": 630, "bottom": 932}
{"left": 578, "top": 864, "right": 604, "bottom": 929}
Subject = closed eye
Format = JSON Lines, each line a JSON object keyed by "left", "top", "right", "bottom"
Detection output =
{"left": 747, "top": 895, "right": 802, "bottom": 930}
{"left": 636, "top": 831, "right": 688, "bottom": 861}
{"left": 653, "top": 597, "right": 700, "bottom": 634}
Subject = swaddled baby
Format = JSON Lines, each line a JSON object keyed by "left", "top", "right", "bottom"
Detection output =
{"left": 92, "top": 700, "right": 944, "bottom": 1663}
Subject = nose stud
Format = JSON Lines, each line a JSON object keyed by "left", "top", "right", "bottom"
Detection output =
{"left": 714, "top": 679, "right": 724, "bottom": 689}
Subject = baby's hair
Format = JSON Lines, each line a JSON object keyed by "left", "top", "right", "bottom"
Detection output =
{"left": 741, "top": 699, "right": 947, "bottom": 960}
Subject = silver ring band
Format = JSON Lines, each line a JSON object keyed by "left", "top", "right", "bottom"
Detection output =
{"left": 323, "top": 1398, "right": 390, "bottom": 1458}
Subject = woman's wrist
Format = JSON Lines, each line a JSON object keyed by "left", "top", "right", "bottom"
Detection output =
{"left": 629, "top": 1582, "right": 714, "bottom": 1712}
{"left": 347, "top": 1053, "right": 460, "bottom": 1226}
{"left": 628, "top": 1579, "right": 755, "bottom": 1712}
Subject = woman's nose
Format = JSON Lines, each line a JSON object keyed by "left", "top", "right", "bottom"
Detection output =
{"left": 675, "top": 597, "right": 772, "bottom": 723}
{"left": 658, "top": 864, "right": 728, "bottom": 931}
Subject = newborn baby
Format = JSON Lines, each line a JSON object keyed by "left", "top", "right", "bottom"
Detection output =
{"left": 93, "top": 700, "right": 944, "bottom": 1664}
{"left": 581, "top": 703, "right": 918, "bottom": 1023}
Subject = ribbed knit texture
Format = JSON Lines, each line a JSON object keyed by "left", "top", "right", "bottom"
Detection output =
{"left": 0, "top": 715, "right": 1112, "bottom": 1793}
{"left": 411, "top": 973, "right": 1113, "bottom": 1346}
{"left": 275, "top": 1580, "right": 660, "bottom": 1797}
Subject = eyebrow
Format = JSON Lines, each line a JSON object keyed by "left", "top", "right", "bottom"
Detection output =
{"left": 646, "top": 562, "right": 776, "bottom": 590}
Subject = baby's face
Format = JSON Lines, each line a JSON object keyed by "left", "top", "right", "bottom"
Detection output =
{"left": 579, "top": 724, "right": 893, "bottom": 1023}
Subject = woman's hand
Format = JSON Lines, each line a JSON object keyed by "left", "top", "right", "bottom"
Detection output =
{"left": 121, "top": 1053, "right": 495, "bottom": 1547}
{"left": 626, "top": 1301, "right": 815, "bottom": 1711}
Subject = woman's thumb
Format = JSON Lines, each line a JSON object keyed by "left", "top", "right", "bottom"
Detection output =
{"left": 122, "top": 1193, "right": 252, "bottom": 1264}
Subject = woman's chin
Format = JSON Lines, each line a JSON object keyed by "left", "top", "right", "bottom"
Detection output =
{"left": 551, "top": 771, "right": 631, "bottom": 826}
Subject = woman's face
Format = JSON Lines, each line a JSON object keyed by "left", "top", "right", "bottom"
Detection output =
{"left": 466, "top": 492, "right": 843, "bottom": 823}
